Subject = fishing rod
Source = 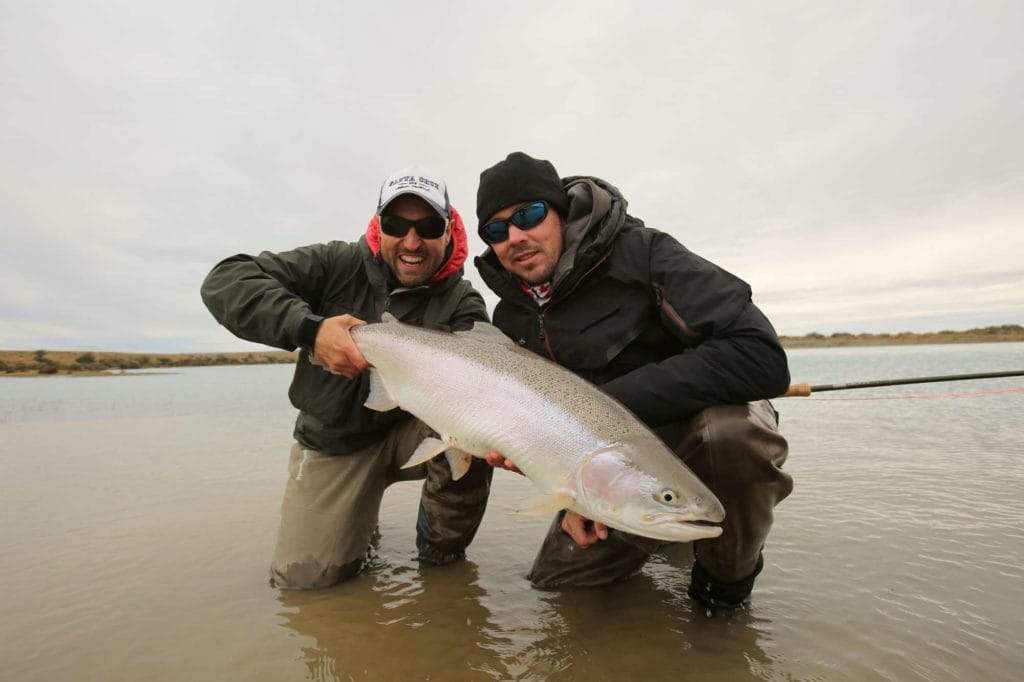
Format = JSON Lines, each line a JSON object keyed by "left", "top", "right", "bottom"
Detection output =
{"left": 782, "top": 370, "right": 1024, "bottom": 397}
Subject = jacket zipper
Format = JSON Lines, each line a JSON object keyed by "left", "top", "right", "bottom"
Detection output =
{"left": 535, "top": 252, "right": 611, "bottom": 362}
{"left": 537, "top": 314, "right": 556, "bottom": 360}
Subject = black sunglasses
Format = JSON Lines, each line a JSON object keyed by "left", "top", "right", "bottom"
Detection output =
{"left": 380, "top": 214, "right": 448, "bottom": 240}
{"left": 478, "top": 201, "right": 549, "bottom": 245}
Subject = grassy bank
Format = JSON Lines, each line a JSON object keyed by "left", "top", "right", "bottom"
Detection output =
{"left": 779, "top": 324, "right": 1024, "bottom": 348}
{"left": 3, "top": 324, "right": 1021, "bottom": 376}
{"left": 0, "top": 349, "right": 298, "bottom": 376}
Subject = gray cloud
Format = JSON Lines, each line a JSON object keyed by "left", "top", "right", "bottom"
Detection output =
{"left": 2, "top": 1, "right": 1021, "bottom": 351}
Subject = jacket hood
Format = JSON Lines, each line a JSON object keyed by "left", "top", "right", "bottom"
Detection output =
{"left": 365, "top": 204, "right": 470, "bottom": 285}
{"left": 557, "top": 175, "right": 628, "bottom": 281}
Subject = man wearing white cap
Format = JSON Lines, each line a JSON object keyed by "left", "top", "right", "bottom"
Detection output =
{"left": 201, "top": 166, "right": 492, "bottom": 589}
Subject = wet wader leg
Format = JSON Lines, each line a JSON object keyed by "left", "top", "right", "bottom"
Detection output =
{"left": 270, "top": 419, "right": 492, "bottom": 589}
{"left": 270, "top": 442, "right": 391, "bottom": 590}
{"left": 527, "top": 513, "right": 662, "bottom": 589}
{"left": 401, "top": 427, "right": 493, "bottom": 565}
{"left": 679, "top": 400, "right": 792, "bottom": 585}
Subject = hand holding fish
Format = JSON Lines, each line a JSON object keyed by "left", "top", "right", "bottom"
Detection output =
{"left": 561, "top": 511, "right": 608, "bottom": 548}
{"left": 314, "top": 315, "right": 370, "bottom": 378}
{"left": 484, "top": 450, "right": 522, "bottom": 475}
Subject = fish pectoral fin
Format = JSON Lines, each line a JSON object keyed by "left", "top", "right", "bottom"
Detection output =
{"left": 444, "top": 449, "right": 474, "bottom": 481}
{"left": 401, "top": 437, "right": 450, "bottom": 469}
{"left": 364, "top": 369, "right": 400, "bottom": 411}
{"left": 403, "top": 438, "right": 473, "bottom": 479}
{"left": 511, "top": 490, "right": 576, "bottom": 516}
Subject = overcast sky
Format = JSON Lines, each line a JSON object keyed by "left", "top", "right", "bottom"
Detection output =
{"left": 2, "top": 1, "right": 1022, "bottom": 353}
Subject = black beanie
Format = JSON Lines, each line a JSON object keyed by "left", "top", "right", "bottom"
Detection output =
{"left": 476, "top": 152, "right": 570, "bottom": 225}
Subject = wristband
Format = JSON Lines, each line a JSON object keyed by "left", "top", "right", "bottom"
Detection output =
{"left": 297, "top": 313, "right": 325, "bottom": 353}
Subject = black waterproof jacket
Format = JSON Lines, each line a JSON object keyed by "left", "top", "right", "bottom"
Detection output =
{"left": 474, "top": 176, "right": 789, "bottom": 438}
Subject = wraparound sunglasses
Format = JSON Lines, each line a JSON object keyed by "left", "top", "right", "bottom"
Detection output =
{"left": 379, "top": 214, "right": 448, "bottom": 240}
{"left": 478, "top": 202, "right": 548, "bottom": 245}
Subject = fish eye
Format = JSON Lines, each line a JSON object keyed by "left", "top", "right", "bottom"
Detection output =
{"left": 656, "top": 489, "right": 677, "bottom": 504}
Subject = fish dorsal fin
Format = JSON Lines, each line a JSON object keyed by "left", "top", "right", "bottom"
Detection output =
{"left": 455, "top": 321, "right": 517, "bottom": 347}
{"left": 381, "top": 312, "right": 399, "bottom": 324}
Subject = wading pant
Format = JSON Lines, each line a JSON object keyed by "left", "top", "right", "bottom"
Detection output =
{"left": 527, "top": 400, "right": 792, "bottom": 588}
{"left": 269, "top": 418, "right": 492, "bottom": 590}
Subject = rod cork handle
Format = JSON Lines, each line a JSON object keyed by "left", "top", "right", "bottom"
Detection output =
{"left": 782, "top": 383, "right": 812, "bottom": 397}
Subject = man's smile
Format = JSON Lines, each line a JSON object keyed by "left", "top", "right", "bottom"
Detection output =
{"left": 398, "top": 252, "right": 426, "bottom": 266}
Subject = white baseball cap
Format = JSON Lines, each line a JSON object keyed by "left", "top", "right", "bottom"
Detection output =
{"left": 377, "top": 165, "right": 450, "bottom": 219}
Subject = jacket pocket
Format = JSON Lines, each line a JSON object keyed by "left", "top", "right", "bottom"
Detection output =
{"left": 546, "top": 290, "right": 652, "bottom": 371}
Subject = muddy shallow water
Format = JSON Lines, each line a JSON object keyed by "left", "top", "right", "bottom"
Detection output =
{"left": 2, "top": 343, "right": 1022, "bottom": 680}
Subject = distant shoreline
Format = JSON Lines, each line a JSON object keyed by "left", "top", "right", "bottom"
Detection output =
{"left": 778, "top": 325, "right": 1024, "bottom": 348}
{"left": 0, "top": 349, "right": 298, "bottom": 377}
{"left": 2, "top": 325, "right": 1021, "bottom": 376}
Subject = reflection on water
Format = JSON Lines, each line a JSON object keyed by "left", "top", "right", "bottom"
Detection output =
{"left": 516, "top": 551, "right": 778, "bottom": 682}
{"left": 276, "top": 546, "right": 780, "bottom": 681}
{"left": 1, "top": 345, "right": 1023, "bottom": 681}
{"left": 278, "top": 560, "right": 500, "bottom": 680}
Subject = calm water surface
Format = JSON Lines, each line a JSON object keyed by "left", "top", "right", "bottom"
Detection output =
{"left": 1, "top": 343, "right": 1023, "bottom": 681}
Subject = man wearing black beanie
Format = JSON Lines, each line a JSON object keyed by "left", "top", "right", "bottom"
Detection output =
{"left": 473, "top": 151, "right": 793, "bottom": 611}
{"left": 477, "top": 152, "right": 570, "bottom": 230}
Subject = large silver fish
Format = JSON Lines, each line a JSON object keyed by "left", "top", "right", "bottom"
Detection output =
{"left": 352, "top": 314, "right": 724, "bottom": 542}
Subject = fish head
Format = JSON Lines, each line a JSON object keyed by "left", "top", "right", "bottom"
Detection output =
{"left": 574, "top": 443, "right": 725, "bottom": 543}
